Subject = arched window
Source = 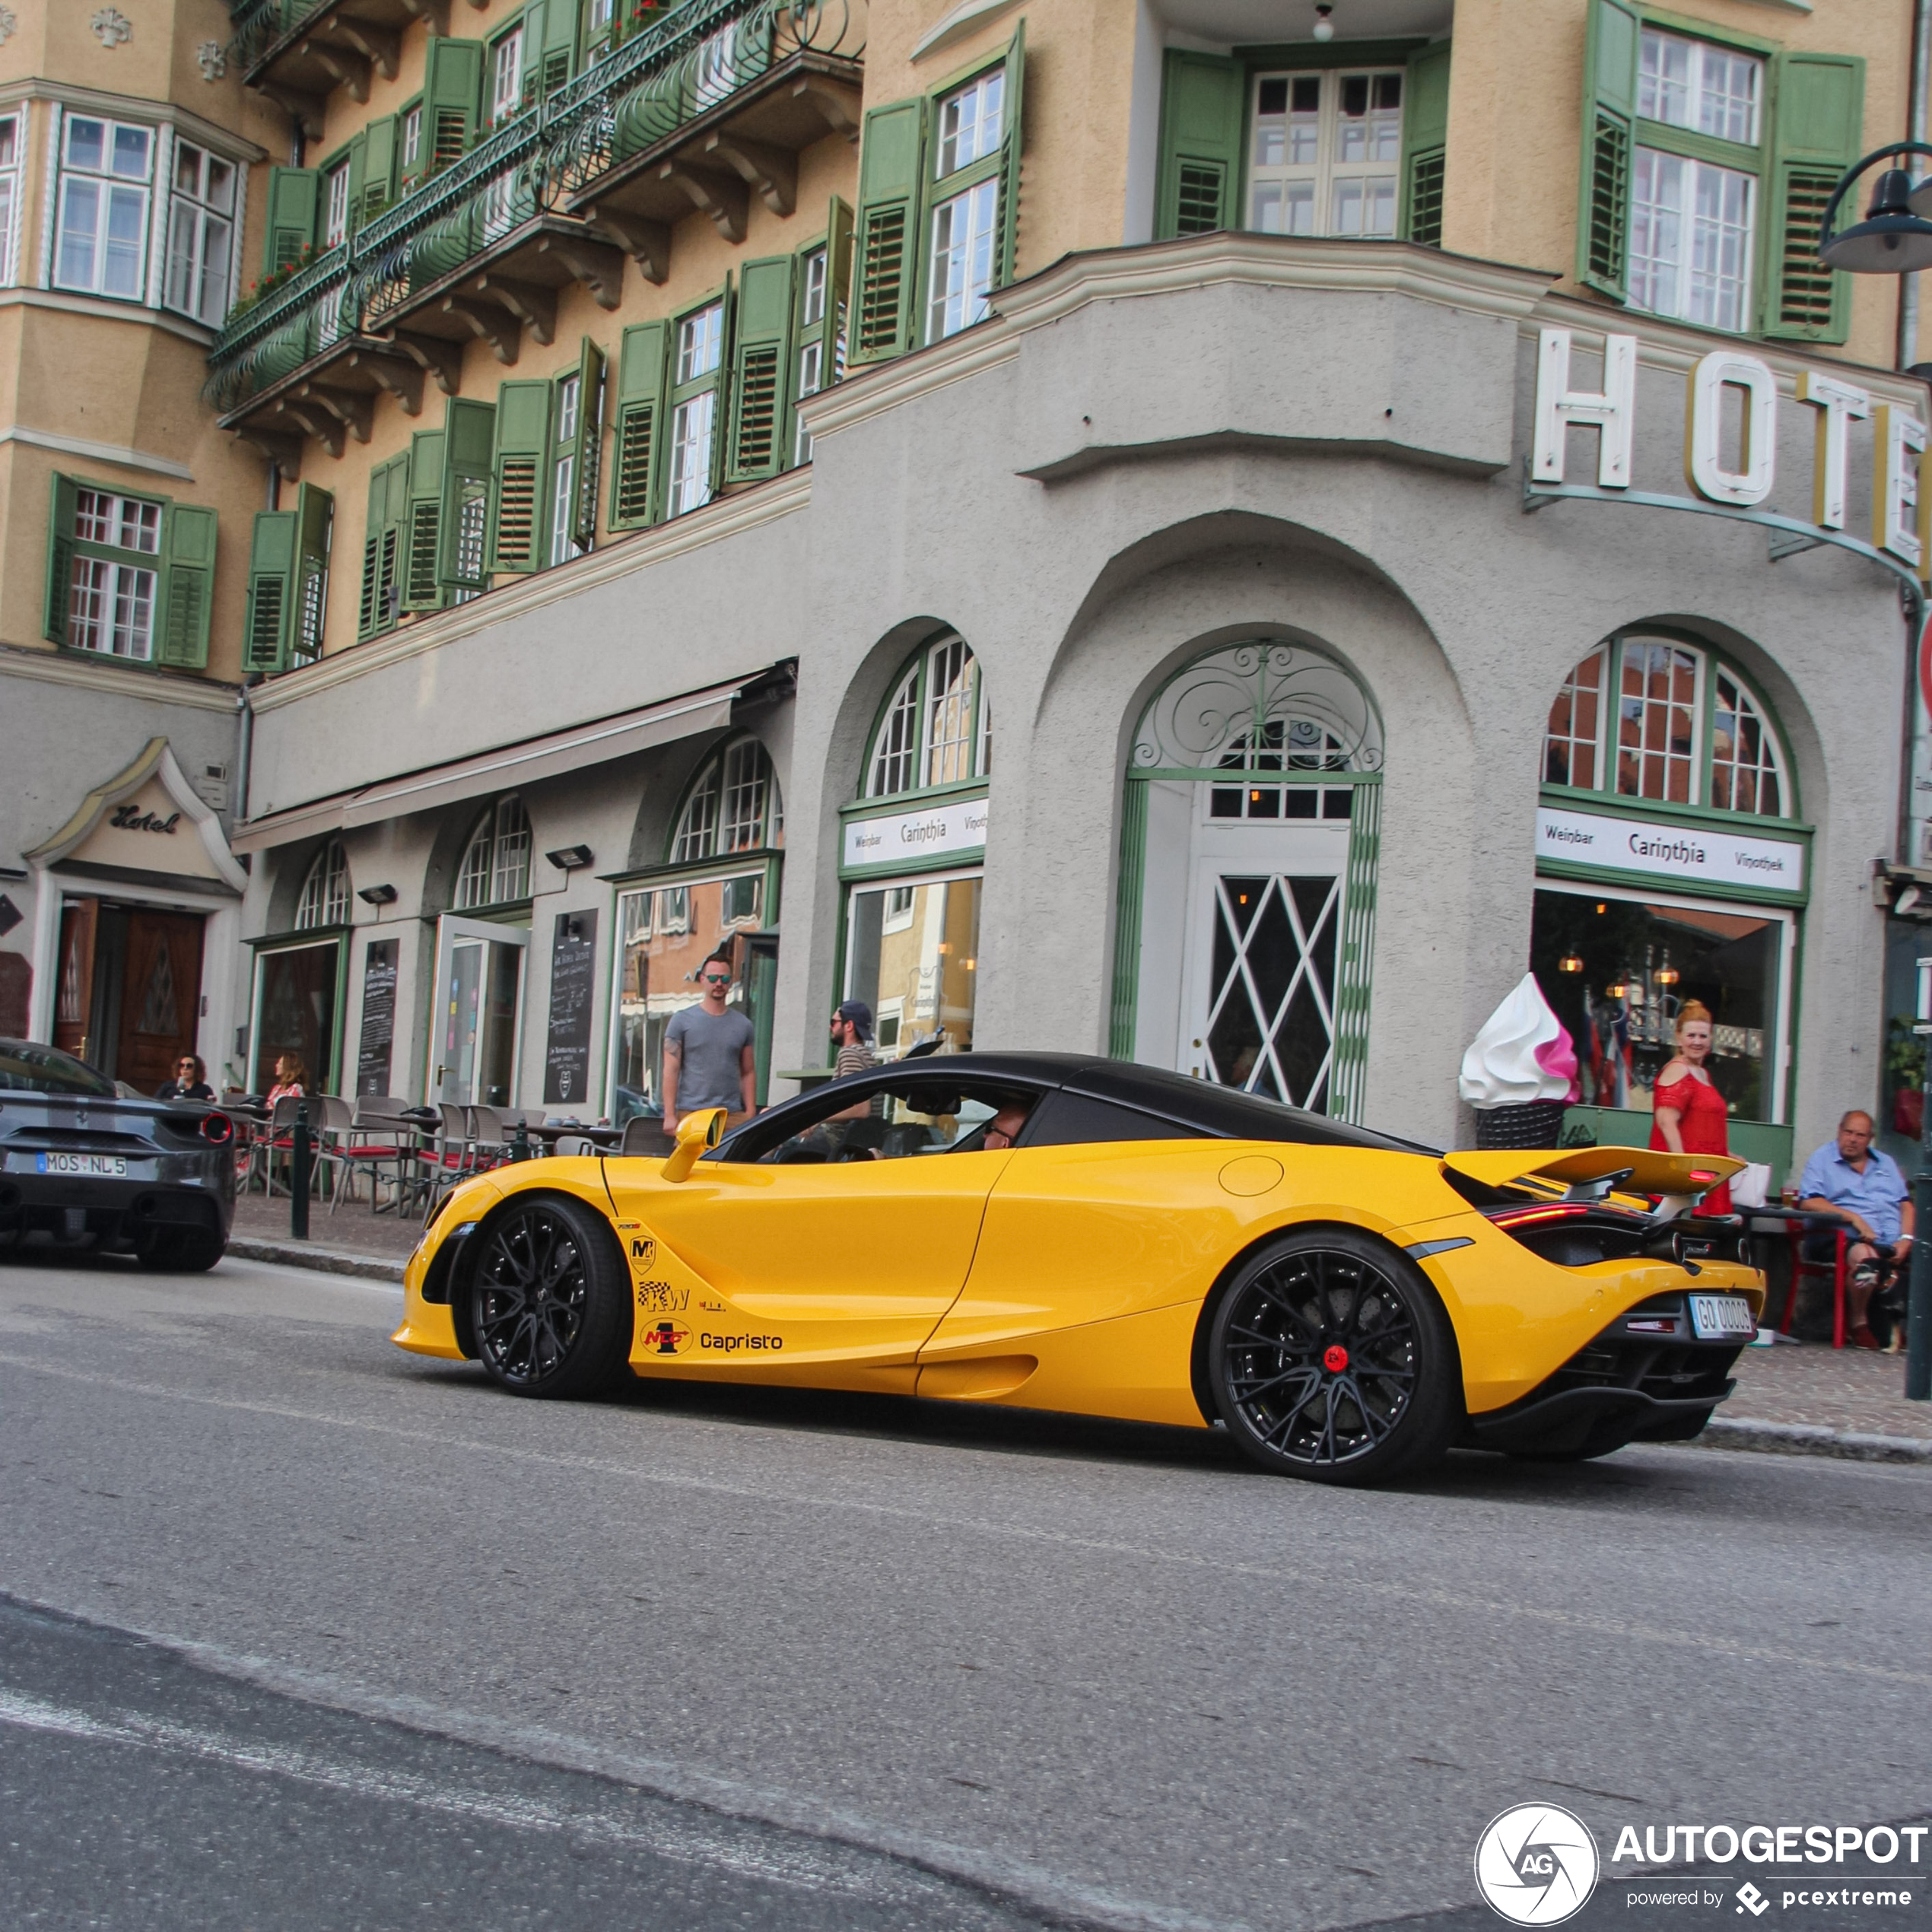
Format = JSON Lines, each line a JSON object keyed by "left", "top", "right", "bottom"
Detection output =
{"left": 1542, "top": 634, "right": 1791, "bottom": 818}
{"left": 865, "top": 632, "right": 990, "bottom": 799}
{"left": 294, "top": 840, "right": 349, "bottom": 929}
{"left": 671, "top": 737, "right": 783, "bottom": 862}
{"left": 455, "top": 794, "right": 531, "bottom": 909}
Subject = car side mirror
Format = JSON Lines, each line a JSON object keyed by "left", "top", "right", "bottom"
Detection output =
{"left": 660, "top": 1107, "right": 726, "bottom": 1183}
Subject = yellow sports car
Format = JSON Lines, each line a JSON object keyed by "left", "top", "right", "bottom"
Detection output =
{"left": 393, "top": 1053, "right": 1763, "bottom": 1486}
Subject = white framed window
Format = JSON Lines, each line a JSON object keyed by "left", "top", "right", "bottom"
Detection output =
{"left": 588, "top": 0, "right": 615, "bottom": 29}
{"left": 491, "top": 27, "right": 526, "bottom": 122}
{"left": 1638, "top": 29, "right": 1762, "bottom": 146}
{"left": 927, "top": 178, "right": 998, "bottom": 342}
{"left": 865, "top": 634, "right": 989, "bottom": 798}
{"left": 869, "top": 665, "right": 920, "bottom": 796}
{"left": 0, "top": 114, "right": 21, "bottom": 287}
{"left": 164, "top": 140, "right": 236, "bottom": 326}
{"left": 937, "top": 70, "right": 1004, "bottom": 179}
{"left": 1248, "top": 69, "right": 1402, "bottom": 238}
{"left": 455, "top": 794, "right": 532, "bottom": 908}
{"left": 795, "top": 244, "right": 828, "bottom": 466}
{"left": 296, "top": 841, "right": 350, "bottom": 929}
{"left": 66, "top": 487, "right": 161, "bottom": 660}
{"left": 882, "top": 884, "right": 916, "bottom": 933}
{"left": 323, "top": 157, "right": 351, "bottom": 248}
{"left": 673, "top": 739, "right": 782, "bottom": 861}
{"left": 401, "top": 105, "right": 423, "bottom": 173}
{"left": 924, "top": 634, "right": 978, "bottom": 786}
{"left": 667, "top": 300, "right": 723, "bottom": 517}
{"left": 549, "top": 372, "right": 580, "bottom": 568}
{"left": 1629, "top": 148, "right": 1754, "bottom": 333}
{"left": 55, "top": 116, "right": 154, "bottom": 300}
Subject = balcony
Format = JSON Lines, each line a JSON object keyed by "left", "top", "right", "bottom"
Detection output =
{"left": 232, "top": 0, "right": 459, "bottom": 138}
{"left": 209, "top": 0, "right": 864, "bottom": 453}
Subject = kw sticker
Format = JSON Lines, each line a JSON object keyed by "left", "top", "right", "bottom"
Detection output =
{"left": 635, "top": 1281, "right": 688, "bottom": 1315}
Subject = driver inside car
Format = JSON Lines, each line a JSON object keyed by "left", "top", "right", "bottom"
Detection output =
{"left": 981, "top": 1101, "right": 1031, "bottom": 1150}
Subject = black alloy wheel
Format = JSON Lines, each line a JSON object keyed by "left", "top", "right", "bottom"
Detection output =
{"left": 470, "top": 1195, "right": 631, "bottom": 1398}
{"left": 1208, "top": 1228, "right": 1460, "bottom": 1486}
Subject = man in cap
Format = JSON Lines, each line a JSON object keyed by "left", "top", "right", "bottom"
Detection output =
{"left": 831, "top": 999, "right": 875, "bottom": 1082}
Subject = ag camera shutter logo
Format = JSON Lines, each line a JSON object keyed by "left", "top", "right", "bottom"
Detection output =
{"left": 1475, "top": 1804, "right": 1600, "bottom": 1924}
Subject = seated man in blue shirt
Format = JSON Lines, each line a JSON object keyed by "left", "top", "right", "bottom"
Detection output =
{"left": 1797, "top": 1110, "right": 1913, "bottom": 1349}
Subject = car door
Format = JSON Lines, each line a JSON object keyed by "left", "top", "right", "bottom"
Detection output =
{"left": 617, "top": 1070, "right": 1037, "bottom": 1368}
{"left": 920, "top": 1088, "right": 1241, "bottom": 1355}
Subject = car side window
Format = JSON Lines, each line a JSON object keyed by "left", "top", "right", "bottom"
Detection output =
{"left": 1017, "top": 1090, "right": 1207, "bottom": 1148}
{"left": 735, "top": 1076, "right": 1037, "bottom": 1165}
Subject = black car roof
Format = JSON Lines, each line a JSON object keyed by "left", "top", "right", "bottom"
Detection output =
{"left": 786, "top": 1051, "right": 1436, "bottom": 1155}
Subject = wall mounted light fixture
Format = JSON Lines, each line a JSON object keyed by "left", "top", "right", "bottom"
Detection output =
{"left": 357, "top": 884, "right": 398, "bottom": 905}
{"left": 547, "top": 845, "right": 595, "bottom": 871}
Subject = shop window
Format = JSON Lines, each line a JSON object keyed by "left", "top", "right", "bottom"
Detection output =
{"left": 1531, "top": 886, "right": 1784, "bottom": 1124}
{"left": 455, "top": 794, "right": 531, "bottom": 909}
{"left": 252, "top": 939, "right": 342, "bottom": 1095}
{"left": 1541, "top": 634, "right": 1791, "bottom": 818}
{"left": 672, "top": 739, "right": 783, "bottom": 863}
{"left": 55, "top": 116, "right": 154, "bottom": 301}
{"left": 864, "top": 634, "right": 990, "bottom": 800}
{"left": 295, "top": 841, "right": 350, "bottom": 929}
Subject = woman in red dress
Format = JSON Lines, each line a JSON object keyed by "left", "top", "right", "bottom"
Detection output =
{"left": 1648, "top": 999, "right": 1731, "bottom": 1215}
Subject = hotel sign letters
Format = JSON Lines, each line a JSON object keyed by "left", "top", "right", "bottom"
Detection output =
{"left": 1532, "top": 328, "right": 1929, "bottom": 578}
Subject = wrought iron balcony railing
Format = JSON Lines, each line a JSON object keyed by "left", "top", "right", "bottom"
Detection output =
{"left": 207, "top": 0, "right": 862, "bottom": 412}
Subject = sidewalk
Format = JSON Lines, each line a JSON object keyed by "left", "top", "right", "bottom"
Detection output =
{"left": 226, "top": 1194, "right": 417, "bottom": 1281}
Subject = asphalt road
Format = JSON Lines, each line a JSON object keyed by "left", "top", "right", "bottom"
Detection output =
{"left": 0, "top": 1247, "right": 1927, "bottom": 1932}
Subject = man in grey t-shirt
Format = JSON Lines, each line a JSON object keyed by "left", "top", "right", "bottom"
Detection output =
{"left": 662, "top": 954, "right": 756, "bottom": 1133}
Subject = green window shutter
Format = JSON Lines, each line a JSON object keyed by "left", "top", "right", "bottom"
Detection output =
{"left": 995, "top": 20, "right": 1026, "bottom": 287}
{"left": 438, "top": 396, "right": 497, "bottom": 593}
{"left": 609, "top": 319, "right": 668, "bottom": 529}
{"left": 573, "top": 336, "right": 606, "bottom": 548}
{"left": 726, "top": 255, "right": 793, "bottom": 485}
{"left": 490, "top": 380, "right": 552, "bottom": 573}
{"left": 825, "top": 193, "right": 853, "bottom": 381}
{"left": 1154, "top": 52, "right": 1243, "bottom": 240}
{"left": 44, "top": 472, "right": 78, "bottom": 645}
{"left": 1763, "top": 53, "right": 1865, "bottom": 343}
{"left": 244, "top": 510, "right": 297, "bottom": 675}
{"left": 710, "top": 280, "right": 736, "bottom": 497}
{"left": 158, "top": 504, "right": 218, "bottom": 671}
{"left": 423, "top": 37, "right": 485, "bottom": 175}
{"left": 342, "top": 132, "right": 368, "bottom": 238}
{"left": 293, "top": 481, "right": 332, "bottom": 663}
{"left": 361, "top": 116, "right": 398, "bottom": 226}
{"left": 1400, "top": 42, "right": 1451, "bottom": 246}
{"left": 1577, "top": 0, "right": 1639, "bottom": 299}
{"left": 403, "top": 429, "right": 447, "bottom": 612}
{"left": 358, "top": 457, "right": 407, "bottom": 640}
{"left": 853, "top": 98, "right": 926, "bottom": 364}
{"left": 263, "top": 167, "right": 320, "bottom": 274}
{"left": 539, "top": 0, "right": 580, "bottom": 98}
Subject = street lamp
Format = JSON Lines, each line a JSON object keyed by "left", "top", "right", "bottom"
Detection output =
{"left": 1818, "top": 145, "right": 1932, "bottom": 1401}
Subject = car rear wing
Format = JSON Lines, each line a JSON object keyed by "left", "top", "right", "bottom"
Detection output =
{"left": 1443, "top": 1145, "right": 1745, "bottom": 1219}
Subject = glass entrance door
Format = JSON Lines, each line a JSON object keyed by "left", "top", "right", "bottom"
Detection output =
{"left": 1177, "top": 818, "right": 1351, "bottom": 1109}
{"left": 431, "top": 917, "right": 529, "bottom": 1107}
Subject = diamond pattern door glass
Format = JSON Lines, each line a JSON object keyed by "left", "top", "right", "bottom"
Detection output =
{"left": 1205, "top": 872, "right": 1339, "bottom": 1111}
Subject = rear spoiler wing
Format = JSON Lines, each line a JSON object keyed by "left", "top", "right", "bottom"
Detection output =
{"left": 1444, "top": 1145, "right": 1745, "bottom": 1219}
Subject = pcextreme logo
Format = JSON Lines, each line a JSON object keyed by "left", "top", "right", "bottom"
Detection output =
{"left": 1475, "top": 1805, "right": 1600, "bottom": 1924}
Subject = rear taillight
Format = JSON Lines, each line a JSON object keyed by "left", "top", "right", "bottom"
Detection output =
{"left": 1486, "top": 1203, "right": 1593, "bottom": 1229}
{"left": 199, "top": 1111, "right": 234, "bottom": 1146}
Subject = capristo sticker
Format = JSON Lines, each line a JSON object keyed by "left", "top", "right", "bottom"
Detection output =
{"left": 699, "top": 1332, "right": 783, "bottom": 1352}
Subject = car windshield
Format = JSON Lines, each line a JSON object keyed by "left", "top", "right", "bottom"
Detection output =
{"left": 0, "top": 1041, "right": 118, "bottom": 1098}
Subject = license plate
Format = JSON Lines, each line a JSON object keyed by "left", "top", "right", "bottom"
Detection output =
{"left": 36, "top": 1152, "right": 127, "bottom": 1177}
{"left": 1689, "top": 1293, "right": 1756, "bottom": 1339}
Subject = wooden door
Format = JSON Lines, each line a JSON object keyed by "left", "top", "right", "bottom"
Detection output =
{"left": 117, "top": 912, "right": 205, "bottom": 1095}
{"left": 52, "top": 899, "right": 99, "bottom": 1061}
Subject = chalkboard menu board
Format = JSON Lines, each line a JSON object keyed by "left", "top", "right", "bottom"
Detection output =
{"left": 355, "top": 939, "right": 399, "bottom": 1098}
{"left": 543, "top": 910, "right": 599, "bottom": 1107}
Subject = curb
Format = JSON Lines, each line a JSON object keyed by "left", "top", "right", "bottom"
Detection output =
{"left": 1698, "top": 1416, "right": 1932, "bottom": 1465}
{"left": 226, "top": 1236, "right": 405, "bottom": 1284}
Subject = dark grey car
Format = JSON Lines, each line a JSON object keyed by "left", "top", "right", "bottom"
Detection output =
{"left": 0, "top": 1041, "right": 235, "bottom": 1270}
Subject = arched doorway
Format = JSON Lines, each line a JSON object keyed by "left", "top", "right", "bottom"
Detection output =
{"left": 1114, "top": 640, "right": 1384, "bottom": 1119}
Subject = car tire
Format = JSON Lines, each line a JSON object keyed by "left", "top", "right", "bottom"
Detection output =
{"left": 135, "top": 1225, "right": 225, "bottom": 1273}
{"left": 1207, "top": 1227, "right": 1462, "bottom": 1487}
{"left": 468, "top": 1194, "right": 631, "bottom": 1399}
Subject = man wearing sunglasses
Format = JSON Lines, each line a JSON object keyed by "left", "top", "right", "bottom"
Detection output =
{"left": 661, "top": 952, "right": 757, "bottom": 1136}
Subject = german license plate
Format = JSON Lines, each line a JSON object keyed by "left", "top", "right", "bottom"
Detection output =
{"left": 36, "top": 1152, "right": 127, "bottom": 1177}
{"left": 1689, "top": 1293, "right": 1756, "bottom": 1339}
